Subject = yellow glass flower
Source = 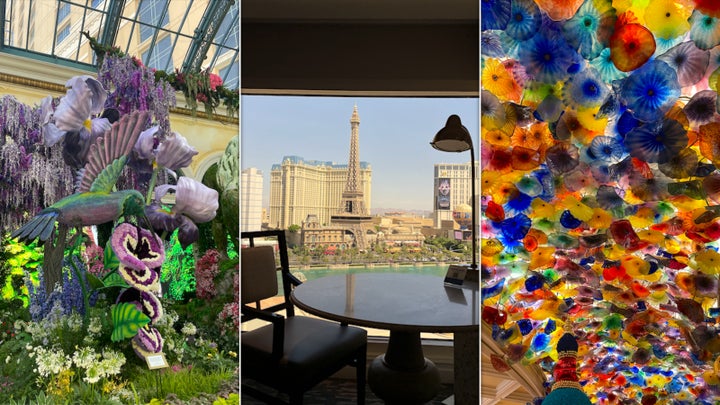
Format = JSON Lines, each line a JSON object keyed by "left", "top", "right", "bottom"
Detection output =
{"left": 694, "top": 249, "right": 720, "bottom": 274}
{"left": 482, "top": 128, "right": 511, "bottom": 146}
{"left": 562, "top": 195, "right": 593, "bottom": 221}
{"left": 482, "top": 58, "right": 518, "bottom": 101}
{"left": 530, "top": 198, "right": 556, "bottom": 219}
{"left": 577, "top": 106, "right": 608, "bottom": 134}
{"left": 530, "top": 246, "right": 556, "bottom": 270}
{"left": 622, "top": 255, "right": 651, "bottom": 276}
{"left": 586, "top": 208, "right": 612, "bottom": 229}
{"left": 482, "top": 238, "right": 505, "bottom": 257}
{"left": 636, "top": 229, "right": 666, "bottom": 245}
{"left": 644, "top": 0, "right": 691, "bottom": 39}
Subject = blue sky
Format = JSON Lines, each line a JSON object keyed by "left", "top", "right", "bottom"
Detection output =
{"left": 240, "top": 96, "right": 479, "bottom": 211}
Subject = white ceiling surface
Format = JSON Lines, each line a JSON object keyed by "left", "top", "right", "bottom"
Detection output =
{"left": 241, "top": 0, "right": 479, "bottom": 22}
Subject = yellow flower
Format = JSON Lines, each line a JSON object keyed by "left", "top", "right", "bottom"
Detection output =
{"left": 562, "top": 196, "right": 593, "bottom": 221}
{"left": 694, "top": 249, "right": 720, "bottom": 275}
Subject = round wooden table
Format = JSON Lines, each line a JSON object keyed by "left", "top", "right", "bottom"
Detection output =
{"left": 290, "top": 273, "right": 479, "bottom": 404}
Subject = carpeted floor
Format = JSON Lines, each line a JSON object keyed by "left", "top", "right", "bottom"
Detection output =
{"left": 241, "top": 377, "right": 455, "bottom": 404}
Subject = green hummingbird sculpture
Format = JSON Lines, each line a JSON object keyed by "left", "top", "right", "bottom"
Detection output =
{"left": 12, "top": 110, "right": 150, "bottom": 292}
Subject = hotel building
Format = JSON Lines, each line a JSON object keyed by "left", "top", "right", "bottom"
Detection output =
{"left": 432, "top": 161, "right": 479, "bottom": 228}
{"left": 269, "top": 156, "right": 372, "bottom": 229}
{"left": 241, "top": 167, "right": 264, "bottom": 232}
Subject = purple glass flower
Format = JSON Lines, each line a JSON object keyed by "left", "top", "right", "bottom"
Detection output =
{"left": 156, "top": 132, "right": 198, "bottom": 170}
{"left": 111, "top": 223, "right": 165, "bottom": 271}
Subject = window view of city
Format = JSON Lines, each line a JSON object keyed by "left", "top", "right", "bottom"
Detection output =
{"left": 241, "top": 96, "right": 479, "bottom": 281}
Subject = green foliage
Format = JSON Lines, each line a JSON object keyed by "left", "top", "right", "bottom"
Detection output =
{"left": 130, "top": 365, "right": 234, "bottom": 402}
{"left": 288, "top": 224, "right": 301, "bottom": 233}
{"left": 111, "top": 303, "right": 151, "bottom": 342}
{"left": 161, "top": 232, "right": 196, "bottom": 300}
{"left": 2, "top": 235, "right": 42, "bottom": 306}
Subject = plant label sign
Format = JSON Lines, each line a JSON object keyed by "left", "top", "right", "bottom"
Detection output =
{"left": 146, "top": 353, "right": 169, "bottom": 370}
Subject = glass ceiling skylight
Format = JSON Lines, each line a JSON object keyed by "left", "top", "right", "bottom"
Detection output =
{"left": 0, "top": 0, "right": 238, "bottom": 89}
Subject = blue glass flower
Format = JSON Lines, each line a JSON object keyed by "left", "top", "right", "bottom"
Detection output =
{"left": 563, "top": 0, "right": 616, "bottom": 59}
{"left": 505, "top": 192, "right": 533, "bottom": 215}
{"left": 482, "top": 0, "right": 511, "bottom": 31}
{"left": 531, "top": 333, "right": 551, "bottom": 351}
{"left": 624, "top": 118, "right": 688, "bottom": 163}
{"left": 505, "top": 0, "right": 541, "bottom": 41}
{"left": 500, "top": 214, "right": 531, "bottom": 240}
{"left": 614, "top": 110, "right": 641, "bottom": 138}
{"left": 560, "top": 210, "right": 583, "bottom": 228}
{"left": 562, "top": 67, "right": 610, "bottom": 109}
{"left": 481, "top": 31, "right": 505, "bottom": 58}
{"left": 590, "top": 47, "right": 628, "bottom": 83}
{"left": 589, "top": 136, "right": 625, "bottom": 163}
{"left": 516, "top": 318, "right": 533, "bottom": 335}
{"left": 519, "top": 29, "right": 579, "bottom": 83}
{"left": 619, "top": 60, "right": 680, "bottom": 122}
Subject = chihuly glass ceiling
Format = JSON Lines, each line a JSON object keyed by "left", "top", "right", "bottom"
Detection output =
{"left": 0, "top": 0, "right": 238, "bottom": 89}
{"left": 482, "top": 0, "right": 720, "bottom": 404}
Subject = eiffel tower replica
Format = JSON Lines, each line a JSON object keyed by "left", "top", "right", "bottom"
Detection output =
{"left": 331, "top": 105, "right": 373, "bottom": 250}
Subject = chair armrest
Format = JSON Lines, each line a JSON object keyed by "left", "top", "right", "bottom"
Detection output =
{"left": 285, "top": 272, "right": 303, "bottom": 287}
{"left": 241, "top": 305, "right": 285, "bottom": 362}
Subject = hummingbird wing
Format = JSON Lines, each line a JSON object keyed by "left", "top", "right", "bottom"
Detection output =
{"left": 79, "top": 110, "right": 150, "bottom": 193}
{"left": 10, "top": 210, "right": 59, "bottom": 243}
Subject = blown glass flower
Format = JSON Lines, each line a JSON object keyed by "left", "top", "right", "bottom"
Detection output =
{"left": 657, "top": 40, "right": 710, "bottom": 87}
{"left": 482, "top": 0, "right": 511, "bottom": 31}
{"left": 619, "top": 60, "right": 680, "bottom": 122}
{"left": 624, "top": 118, "right": 688, "bottom": 163}
{"left": 505, "top": 0, "right": 541, "bottom": 41}
{"left": 562, "top": 67, "right": 610, "bottom": 109}
{"left": 518, "top": 28, "right": 579, "bottom": 83}
{"left": 563, "top": 0, "right": 617, "bottom": 60}
{"left": 689, "top": 10, "right": 720, "bottom": 50}
{"left": 609, "top": 22, "right": 656, "bottom": 72}
{"left": 643, "top": 0, "right": 691, "bottom": 40}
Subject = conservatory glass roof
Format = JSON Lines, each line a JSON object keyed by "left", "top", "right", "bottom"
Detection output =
{"left": 0, "top": 0, "right": 238, "bottom": 89}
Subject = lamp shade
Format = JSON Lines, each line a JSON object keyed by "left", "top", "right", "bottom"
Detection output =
{"left": 431, "top": 115, "right": 473, "bottom": 152}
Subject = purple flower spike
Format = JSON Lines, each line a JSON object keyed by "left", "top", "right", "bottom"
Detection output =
{"left": 118, "top": 264, "right": 160, "bottom": 293}
{"left": 111, "top": 223, "right": 165, "bottom": 271}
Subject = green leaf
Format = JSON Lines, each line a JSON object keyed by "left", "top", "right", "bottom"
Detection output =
{"left": 86, "top": 273, "right": 105, "bottom": 290}
{"left": 104, "top": 238, "right": 119, "bottom": 271}
{"left": 102, "top": 272, "right": 130, "bottom": 289}
{"left": 111, "top": 303, "right": 150, "bottom": 342}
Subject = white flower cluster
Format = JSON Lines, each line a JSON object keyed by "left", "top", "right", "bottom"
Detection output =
{"left": 28, "top": 344, "right": 126, "bottom": 384}
{"left": 181, "top": 322, "right": 197, "bottom": 336}
{"left": 30, "top": 346, "right": 72, "bottom": 377}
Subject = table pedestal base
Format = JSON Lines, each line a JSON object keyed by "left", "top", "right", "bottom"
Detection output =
{"left": 367, "top": 331, "right": 441, "bottom": 404}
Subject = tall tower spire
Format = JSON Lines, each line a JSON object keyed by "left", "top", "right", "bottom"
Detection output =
{"left": 342, "top": 104, "right": 364, "bottom": 212}
{"left": 331, "top": 105, "right": 372, "bottom": 250}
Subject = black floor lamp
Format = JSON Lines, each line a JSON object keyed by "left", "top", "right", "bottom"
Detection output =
{"left": 431, "top": 114, "right": 478, "bottom": 278}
